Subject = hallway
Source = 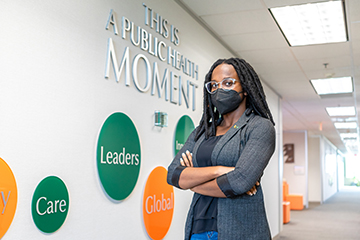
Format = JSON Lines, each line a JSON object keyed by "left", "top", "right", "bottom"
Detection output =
{"left": 276, "top": 187, "right": 360, "bottom": 240}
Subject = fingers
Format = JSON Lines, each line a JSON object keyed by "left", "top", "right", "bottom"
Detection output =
{"left": 180, "top": 158, "right": 185, "bottom": 166}
{"left": 180, "top": 150, "right": 193, "bottom": 167}
{"left": 246, "top": 184, "right": 258, "bottom": 196}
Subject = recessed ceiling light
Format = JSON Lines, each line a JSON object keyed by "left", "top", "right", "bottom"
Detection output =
{"left": 331, "top": 117, "right": 357, "bottom": 122}
{"left": 340, "top": 133, "right": 358, "bottom": 139}
{"left": 334, "top": 122, "right": 357, "bottom": 129}
{"left": 270, "top": 0, "right": 347, "bottom": 46}
{"left": 326, "top": 106, "right": 356, "bottom": 116}
{"left": 310, "top": 77, "right": 353, "bottom": 95}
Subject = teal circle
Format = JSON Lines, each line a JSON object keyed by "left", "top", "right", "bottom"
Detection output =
{"left": 97, "top": 112, "right": 141, "bottom": 201}
{"left": 174, "top": 115, "right": 195, "bottom": 156}
{"left": 31, "top": 176, "right": 69, "bottom": 233}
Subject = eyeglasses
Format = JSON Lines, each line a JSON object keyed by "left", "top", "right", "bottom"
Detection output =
{"left": 205, "top": 78, "right": 239, "bottom": 94}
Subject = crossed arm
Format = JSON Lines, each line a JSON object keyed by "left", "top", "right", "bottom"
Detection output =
{"left": 178, "top": 150, "right": 259, "bottom": 198}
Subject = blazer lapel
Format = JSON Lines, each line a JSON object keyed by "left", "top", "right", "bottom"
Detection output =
{"left": 211, "top": 109, "right": 253, "bottom": 166}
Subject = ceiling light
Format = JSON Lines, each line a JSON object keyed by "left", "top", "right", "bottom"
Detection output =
{"left": 334, "top": 122, "right": 357, "bottom": 129}
{"left": 340, "top": 133, "right": 358, "bottom": 139}
{"left": 326, "top": 106, "right": 356, "bottom": 116}
{"left": 310, "top": 77, "right": 353, "bottom": 95}
{"left": 331, "top": 117, "right": 357, "bottom": 122}
{"left": 270, "top": 0, "right": 347, "bottom": 46}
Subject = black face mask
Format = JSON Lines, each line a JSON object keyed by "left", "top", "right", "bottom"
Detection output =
{"left": 210, "top": 89, "right": 245, "bottom": 115}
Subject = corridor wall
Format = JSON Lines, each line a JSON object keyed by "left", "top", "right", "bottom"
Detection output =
{"left": 0, "top": 0, "right": 282, "bottom": 239}
{"left": 283, "top": 131, "right": 308, "bottom": 208}
{"left": 308, "top": 136, "right": 322, "bottom": 202}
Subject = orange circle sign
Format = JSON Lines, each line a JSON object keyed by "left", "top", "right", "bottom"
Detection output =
{"left": 0, "top": 157, "right": 18, "bottom": 239}
{"left": 143, "top": 166, "right": 174, "bottom": 240}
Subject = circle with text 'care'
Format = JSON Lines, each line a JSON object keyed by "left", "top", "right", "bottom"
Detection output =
{"left": 97, "top": 112, "right": 141, "bottom": 201}
{"left": 0, "top": 158, "right": 18, "bottom": 239}
{"left": 143, "top": 167, "right": 174, "bottom": 240}
{"left": 174, "top": 115, "right": 195, "bottom": 156}
{"left": 31, "top": 176, "right": 69, "bottom": 233}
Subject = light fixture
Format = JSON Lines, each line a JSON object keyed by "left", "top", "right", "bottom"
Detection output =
{"left": 326, "top": 106, "right": 356, "bottom": 116}
{"left": 310, "top": 76, "right": 353, "bottom": 95}
{"left": 334, "top": 122, "right": 357, "bottom": 129}
{"left": 269, "top": 0, "right": 347, "bottom": 46}
{"left": 340, "top": 133, "right": 358, "bottom": 139}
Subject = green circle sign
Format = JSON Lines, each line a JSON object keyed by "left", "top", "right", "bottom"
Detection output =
{"left": 97, "top": 112, "right": 141, "bottom": 201}
{"left": 174, "top": 115, "right": 195, "bottom": 156}
{"left": 31, "top": 176, "right": 69, "bottom": 233}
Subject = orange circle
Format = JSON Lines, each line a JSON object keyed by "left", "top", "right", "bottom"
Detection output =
{"left": 0, "top": 157, "right": 18, "bottom": 239}
{"left": 143, "top": 167, "right": 174, "bottom": 240}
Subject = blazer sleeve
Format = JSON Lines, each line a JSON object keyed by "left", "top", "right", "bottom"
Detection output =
{"left": 216, "top": 117, "right": 275, "bottom": 198}
{"left": 167, "top": 127, "right": 198, "bottom": 189}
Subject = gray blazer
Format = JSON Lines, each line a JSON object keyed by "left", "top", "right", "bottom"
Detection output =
{"left": 167, "top": 110, "right": 275, "bottom": 240}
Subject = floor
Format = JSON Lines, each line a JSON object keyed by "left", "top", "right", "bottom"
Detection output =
{"left": 275, "top": 186, "right": 360, "bottom": 240}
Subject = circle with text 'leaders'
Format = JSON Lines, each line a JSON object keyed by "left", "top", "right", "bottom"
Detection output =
{"left": 0, "top": 157, "right": 18, "bottom": 239}
{"left": 143, "top": 166, "right": 174, "bottom": 240}
{"left": 174, "top": 115, "right": 195, "bottom": 156}
{"left": 97, "top": 112, "right": 141, "bottom": 201}
{"left": 31, "top": 176, "right": 69, "bottom": 233}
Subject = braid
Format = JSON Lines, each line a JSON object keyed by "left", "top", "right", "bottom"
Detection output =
{"left": 195, "top": 58, "right": 274, "bottom": 141}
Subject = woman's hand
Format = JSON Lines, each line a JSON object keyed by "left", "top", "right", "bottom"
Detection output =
{"left": 180, "top": 150, "right": 193, "bottom": 167}
{"left": 246, "top": 181, "right": 260, "bottom": 196}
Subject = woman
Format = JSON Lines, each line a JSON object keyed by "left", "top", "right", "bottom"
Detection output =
{"left": 167, "top": 58, "right": 275, "bottom": 240}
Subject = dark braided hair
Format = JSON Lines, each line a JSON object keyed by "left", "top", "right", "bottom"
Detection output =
{"left": 195, "top": 58, "right": 275, "bottom": 141}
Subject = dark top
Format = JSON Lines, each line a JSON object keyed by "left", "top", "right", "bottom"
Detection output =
{"left": 192, "top": 135, "right": 222, "bottom": 234}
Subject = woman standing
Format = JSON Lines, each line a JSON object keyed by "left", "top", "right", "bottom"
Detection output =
{"left": 167, "top": 58, "right": 276, "bottom": 240}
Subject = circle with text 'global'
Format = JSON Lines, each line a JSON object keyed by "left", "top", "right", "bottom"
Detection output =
{"left": 174, "top": 115, "right": 195, "bottom": 156}
{"left": 0, "top": 158, "right": 18, "bottom": 239}
{"left": 31, "top": 176, "right": 69, "bottom": 233}
{"left": 97, "top": 112, "right": 141, "bottom": 201}
{"left": 143, "top": 166, "right": 174, "bottom": 240}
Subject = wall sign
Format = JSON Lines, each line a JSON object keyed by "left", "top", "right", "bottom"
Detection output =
{"left": 31, "top": 176, "right": 69, "bottom": 233}
{"left": 0, "top": 157, "right": 18, "bottom": 239}
{"left": 143, "top": 166, "right": 174, "bottom": 240}
{"left": 174, "top": 115, "right": 195, "bottom": 156}
{"left": 97, "top": 112, "right": 141, "bottom": 201}
{"left": 104, "top": 4, "right": 199, "bottom": 111}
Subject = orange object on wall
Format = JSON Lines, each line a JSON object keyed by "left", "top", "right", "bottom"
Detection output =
{"left": 283, "top": 181, "right": 304, "bottom": 210}
{"left": 283, "top": 201, "right": 290, "bottom": 224}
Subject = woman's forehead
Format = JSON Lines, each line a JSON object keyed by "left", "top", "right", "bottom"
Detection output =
{"left": 212, "top": 63, "right": 237, "bottom": 80}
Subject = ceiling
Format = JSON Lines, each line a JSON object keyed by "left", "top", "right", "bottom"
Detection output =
{"left": 176, "top": 0, "right": 360, "bottom": 154}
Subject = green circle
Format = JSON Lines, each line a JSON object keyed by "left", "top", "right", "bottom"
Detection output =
{"left": 174, "top": 115, "right": 195, "bottom": 156}
{"left": 31, "top": 176, "right": 69, "bottom": 233}
{"left": 97, "top": 112, "right": 141, "bottom": 201}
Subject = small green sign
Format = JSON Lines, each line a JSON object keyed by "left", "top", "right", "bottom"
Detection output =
{"left": 174, "top": 115, "right": 195, "bottom": 156}
{"left": 97, "top": 112, "right": 141, "bottom": 201}
{"left": 31, "top": 176, "right": 69, "bottom": 233}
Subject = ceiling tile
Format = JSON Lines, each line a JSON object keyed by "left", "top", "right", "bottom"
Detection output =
{"left": 298, "top": 55, "right": 352, "bottom": 72}
{"left": 263, "top": 0, "right": 324, "bottom": 8}
{"left": 290, "top": 42, "right": 351, "bottom": 60}
{"left": 181, "top": 0, "right": 264, "bottom": 16}
{"left": 221, "top": 31, "right": 288, "bottom": 51}
{"left": 251, "top": 60, "right": 302, "bottom": 75}
{"left": 200, "top": 9, "right": 278, "bottom": 35}
{"left": 348, "top": 0, "right": 360, "bottom": 23}
{"left": 237, "top": 48, "right": 295, "bottom": 64}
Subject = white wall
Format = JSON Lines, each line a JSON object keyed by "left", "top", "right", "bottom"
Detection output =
{"left": 283, "top": 131, "right": 308, "bottom": 208}
{"left": 261, "top": 84, "right": 283, "bottom": 235}
{"left": 0, "top": 0, "right": 282, "bottom": 239}
{"left": 322, "top": 138, "right": 338, "bottom": 201}
{"left": 308, "top": 136, "right": 322, "bottom": 202}
{"left": 337, "top": 152, "right": 345, "bottom": 190}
